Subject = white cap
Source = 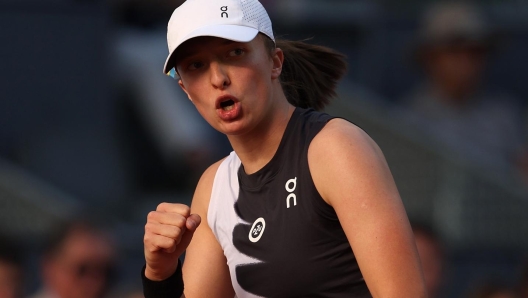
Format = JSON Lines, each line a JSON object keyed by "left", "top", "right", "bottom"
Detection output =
{"left": 163, "top": 0, "right": 275, "bottom": 74}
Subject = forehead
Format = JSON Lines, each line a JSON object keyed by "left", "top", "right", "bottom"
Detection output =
{"left": 176, "top": 37, "right": 236, "bottom": 59}
{"left": 174, "top": 35, "right": 265, "bottom": 64}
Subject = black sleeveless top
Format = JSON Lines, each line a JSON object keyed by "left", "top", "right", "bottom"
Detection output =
{"left": 208, "top": 108, "right": 372, "bottom": 297}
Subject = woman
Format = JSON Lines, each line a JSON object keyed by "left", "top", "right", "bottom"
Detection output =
{"left": 142, "top": 0, "right": 426, "bottom": 297}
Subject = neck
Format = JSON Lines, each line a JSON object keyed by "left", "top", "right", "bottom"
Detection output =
{"left": 228, "top": 98, "right": 295, "bottom": 175}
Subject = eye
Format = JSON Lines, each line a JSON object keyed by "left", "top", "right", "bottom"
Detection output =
{"left": 187, "top": 61, "right": 204, "bottom": 71}
{"left": 228, "top": 48, "right": 245, "bottom": 57}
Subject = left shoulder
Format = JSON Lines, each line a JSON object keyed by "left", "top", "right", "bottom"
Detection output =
{"left": 311, "top": 118, "right": 383, "bottom": 165}
{"left": 308, "top": 118, "right": 390, "bottom": 205}
{"left": 308, "top": 118, "right": 427, "bottom": 296}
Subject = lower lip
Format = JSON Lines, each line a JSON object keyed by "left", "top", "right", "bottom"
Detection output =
{"left": 217, "top": 102, "right": 241, "bottom": 121}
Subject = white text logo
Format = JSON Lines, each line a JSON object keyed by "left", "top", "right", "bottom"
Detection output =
{"left": 285, "top": 177, "right": 297, "bottom": 208}
{"left": 221, "top": 6, "right": 228, "bottom": 18}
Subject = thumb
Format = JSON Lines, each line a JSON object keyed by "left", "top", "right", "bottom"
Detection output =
{"left": 176, "top": 214, "right": 201, "bottom": 255}
{"left": 186, "top": 214, "right": 202, "bottom": 232}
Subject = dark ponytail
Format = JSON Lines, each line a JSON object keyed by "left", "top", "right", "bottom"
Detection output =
{"left": 264, "top": 36, "right": 348, "bottom": 111}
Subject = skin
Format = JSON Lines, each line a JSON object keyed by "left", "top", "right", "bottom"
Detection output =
{"left": 143, "top": 34, "right": 427, "bottom": 297}
{"left": 413, "top": 230, "right": 444, "bottom": 298}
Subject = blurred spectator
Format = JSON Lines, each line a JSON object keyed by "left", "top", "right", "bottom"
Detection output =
{"left": 30, "top": 221, "right": 116, "bottom": 298}
{"left": 467, "top": 283, "right": 516, "bottom": 298}
{"left": 412, "top": 222, "right": 446, "bottom": 298}
{"left": 398, "top": 2, "right": 526, "bottom": 173}
{"left": 0, "top": 236, "right": 24, "bottom": 298}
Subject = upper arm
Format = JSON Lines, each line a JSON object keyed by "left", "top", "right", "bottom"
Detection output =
{"left": 308, "top": 119, "right": 426, "bottom": 297}
{"left": 182, "top": 160, "right": 235, "bottom": 298}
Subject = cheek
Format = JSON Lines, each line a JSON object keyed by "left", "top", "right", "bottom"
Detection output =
{"left": 181, "top": 77, "right": 211, "bottom": 105}
{"left": 184, "top": 91, "right": 219, "bottom": 127}
{"left": 237, "top": 60, "right": 273, "bottom": 92}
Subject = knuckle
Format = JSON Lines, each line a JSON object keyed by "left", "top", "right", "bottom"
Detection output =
{"left": 147, "top": 211, "right": 157, "bottom": 221}
{"left": 175, "top": 216, "right": 186, "bottom": 227}
{"left": 171, "top": 226, "right": 183, "bottom": 238}
{"left": 144, "top": 222, "right": 153, "bottom": 232}
{"left": 165, "top": 237, "right": 176, "bottom": 248}
{"left": 143, "top": 233, "right": 151, "bottom": 244}
{"left": 146, "top": 244, "right": 157, "bottom": 253}
{"left": 174, "top": 235, "right": 182, "bottom": 246}
{"left": 157, "top": 202, "right": 169, "bottom": 211}
{"left": 181, "top": 205, "right": 191, "bottom": 217}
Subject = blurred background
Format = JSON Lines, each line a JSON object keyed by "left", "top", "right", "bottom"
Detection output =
{"left": 1, "top": 0, "right": 527, "bottom": 297}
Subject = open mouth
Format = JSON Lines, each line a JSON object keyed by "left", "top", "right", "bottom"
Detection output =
{"left": 219, "top": 99, "right": 235, "bottom": 111}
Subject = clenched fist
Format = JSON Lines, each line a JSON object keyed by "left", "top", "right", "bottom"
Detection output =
{"left": 143, "top": 202, "right": 201, "bottom": 281}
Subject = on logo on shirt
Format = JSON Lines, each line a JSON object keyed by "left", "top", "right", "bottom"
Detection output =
{"left": 285, "top": 177, "right": 297, "bottom": 208}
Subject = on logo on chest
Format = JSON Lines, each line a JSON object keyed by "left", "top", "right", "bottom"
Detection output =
{"left": 285, "top": 177, "right": 297, "bottom": 208}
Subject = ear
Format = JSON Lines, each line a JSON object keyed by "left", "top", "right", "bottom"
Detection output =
{"left": 270, "top": 47, "right": 284, "bottom": 80}
{"left": 178, "top": 79, "right": 194, "bottom": 103}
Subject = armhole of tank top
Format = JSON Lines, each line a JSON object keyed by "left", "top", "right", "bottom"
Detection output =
{"left": 306, "top": 117, "right": 341, "bottom": 222}
{"left": 206, "top": 153, "right": 233, "bottom": 240}
{"left": 207, "top": 151, "right": 238, "bottom": 243}
{"left": 307, "top": 116, "right": 371, "bottom": 221}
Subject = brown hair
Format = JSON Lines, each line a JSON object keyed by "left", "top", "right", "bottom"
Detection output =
{"left": 264, "top": 35, "right": 348, "bottom": 111}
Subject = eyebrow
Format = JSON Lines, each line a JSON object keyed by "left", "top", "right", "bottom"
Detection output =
{"left": 221, "top": 39, "right": 239, "bottom": 45}
{"left": 177, "top": 39, "right": 242, "bottom": 60}
{"left": 175, "top": 50, "right": 195, "bottom": 64}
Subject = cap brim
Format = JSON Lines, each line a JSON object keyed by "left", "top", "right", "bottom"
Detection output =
{"left": 163, "top": 25, "right": 259, "bottom": 74}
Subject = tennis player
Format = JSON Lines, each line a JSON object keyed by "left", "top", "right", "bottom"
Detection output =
{"left": 142, "top": 0, "right": 426, "bottom": 296}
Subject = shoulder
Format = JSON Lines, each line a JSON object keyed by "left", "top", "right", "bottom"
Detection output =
{"left": 308, "top": 120, "right": 427, "bottom": 296}
{"left": 310, "top": 118, "right": 381, "bottom": 161}
{"left": 191, "top": 157, "right": 227, "bottom": 215}
{"left": 308, "top": 118, "right": 390, "bottom": 205}
{"left": 184, "top": 156, "right": 237, "bottom": 298}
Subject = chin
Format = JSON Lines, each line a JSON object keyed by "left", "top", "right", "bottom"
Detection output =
{"left": 219, "top": 121, "right": 253, "bottom": 137}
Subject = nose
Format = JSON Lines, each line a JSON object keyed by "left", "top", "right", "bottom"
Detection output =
{"left": 209, "top": 61, "right": 230, "bottom": 89}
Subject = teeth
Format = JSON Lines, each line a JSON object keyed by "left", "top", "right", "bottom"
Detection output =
{"left": 223, "top": 105, "right": 234, "bottom": 111}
